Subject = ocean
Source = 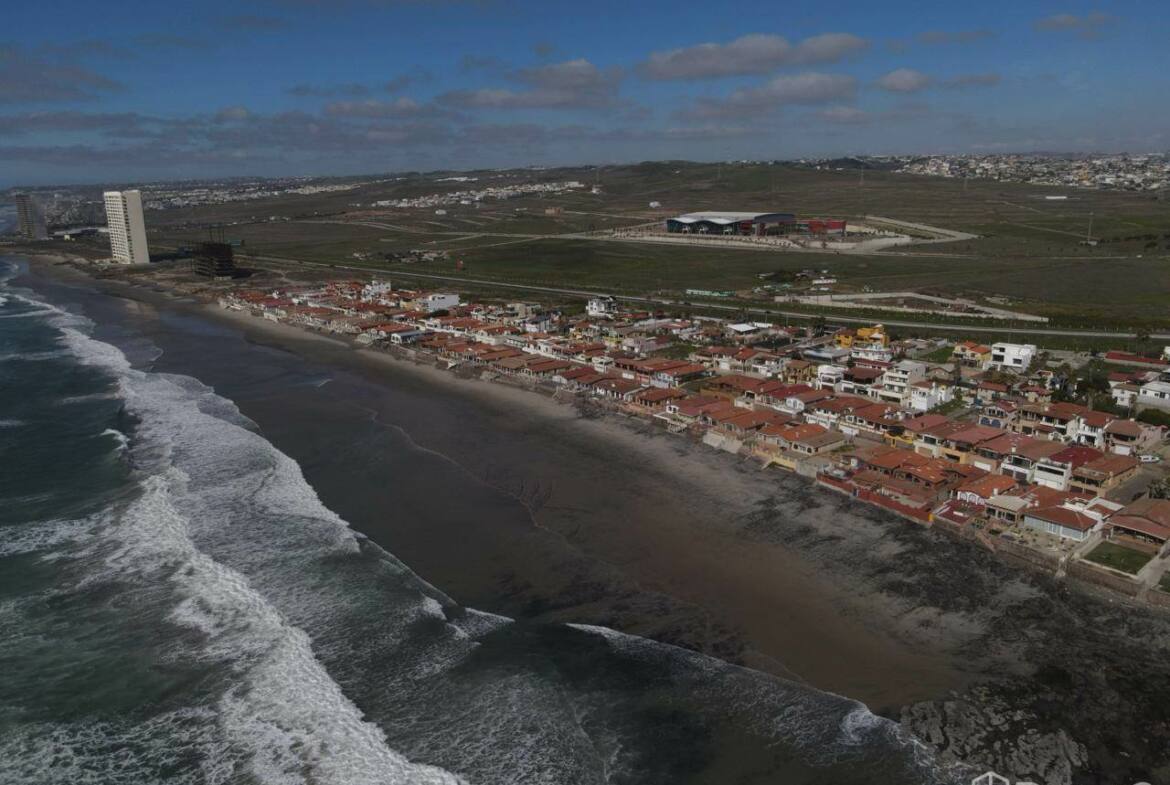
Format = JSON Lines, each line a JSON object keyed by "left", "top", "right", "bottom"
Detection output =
{"left": 0, "top": 255, "right": 968, "bottom": 784}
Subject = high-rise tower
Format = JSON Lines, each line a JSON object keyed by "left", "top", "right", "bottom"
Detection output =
{"left": 102, "top": 190, "right": 149, "bottom": 265}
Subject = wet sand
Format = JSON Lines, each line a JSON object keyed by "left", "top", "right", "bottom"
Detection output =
{"left": 23, "top": 257, "right": 1170, "bottom": 784}
{"left": 131, "top": 284, "right": 977, "bottom": 709}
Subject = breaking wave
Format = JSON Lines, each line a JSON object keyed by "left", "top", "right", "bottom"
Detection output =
{"left": 0, "top": 287, "right": 466, "bottom": 785}
{"left": 0, "top": 263, "right": 965, "bottom": 784}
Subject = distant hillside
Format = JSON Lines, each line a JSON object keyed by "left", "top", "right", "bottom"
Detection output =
{"left": 800, "top": 157, "right": 908, "bottom": 171}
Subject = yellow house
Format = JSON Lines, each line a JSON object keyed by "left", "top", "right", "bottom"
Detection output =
{"left": 835, "top": 324, "right": 888, "bottom": 349}
{"left": 951, "top": 341, "right": 992, "bottom": 367}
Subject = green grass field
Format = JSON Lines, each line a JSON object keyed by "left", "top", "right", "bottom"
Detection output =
{"left": 146, "top": 161, "right": 1170, "bottom": 328}
{"left": 920, "top": 344, "right": 956, "bottom": 362}
{"left": 1084, "top": 542, "right": 1154, "bottom": 574}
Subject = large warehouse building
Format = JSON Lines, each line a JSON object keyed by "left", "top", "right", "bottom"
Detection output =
{"left": 665, "top": 211, "right": 796, "bottom": 236}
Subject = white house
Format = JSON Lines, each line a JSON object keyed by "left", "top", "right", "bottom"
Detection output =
{"left": 877, "top": 360, "right": 926, "bottom": 406}
{"left": 816, "top": 364, "right": 844, "bottom": 390}
{"left": 422, "top": 293, "right": 461, "bottom": 313}
{"left": 909, "top": 380, "right": 954, "bottom": 412}
{"left": 586, "top": 296, "right": 618, "bottom": 318}
{"left": 1022, "top": 498, "right": 1121, "bottom": 542}
{"left": 989, "top": 343, "right": 1037, "bottom": 372}
{"left": 1138, "top": 380, "right": 1170, "bottom": 411}
{"left": 1111, "top": 383, "right": 1140, "bottom": 409}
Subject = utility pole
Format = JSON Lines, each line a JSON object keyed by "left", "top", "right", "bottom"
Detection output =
{"left": 1086, "top": 211, "right": 1094, "bottom": 243}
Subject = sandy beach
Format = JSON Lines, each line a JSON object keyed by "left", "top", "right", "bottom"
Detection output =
{"left": 23, "top": 254, "right": 975, "bottom": 707}
{"left": 226, "top": 292, "right": 992, "bottom": 696}
{"left": 17, "top": 254, "right": 1170, "bottom": 784}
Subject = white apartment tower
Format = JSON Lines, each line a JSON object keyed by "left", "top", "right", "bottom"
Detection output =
{"left": 102, "top": 190, "right": 150, "bottom": 265}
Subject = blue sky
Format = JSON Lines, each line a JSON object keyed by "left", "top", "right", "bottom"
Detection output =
{"left": 1, "top": 0, "right": 1167, "bottom": 185}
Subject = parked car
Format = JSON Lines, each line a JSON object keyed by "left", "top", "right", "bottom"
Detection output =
{"left": 1139, "top": 454, "right": 1162, "bottom": 463}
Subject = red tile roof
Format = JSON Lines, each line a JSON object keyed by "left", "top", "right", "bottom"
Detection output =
{"left": 1026, "top": 505, "right": 1098, "bottom": 533}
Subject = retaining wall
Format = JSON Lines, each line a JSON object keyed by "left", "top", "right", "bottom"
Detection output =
{"left": 1066, "top": 561, "right": 1143, "bottom": 597}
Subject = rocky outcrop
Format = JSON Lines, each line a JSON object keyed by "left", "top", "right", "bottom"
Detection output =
{"left": 902, "top": 686, "right": 1088, "bottom": 785}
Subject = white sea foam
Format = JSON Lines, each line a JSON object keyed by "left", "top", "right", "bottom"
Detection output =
{"left": 57, "top": 391, "right": 120, "bottom": 405}
{"left": 0, "top": 418, "right": 25, "bottom": 428}
{"left": 100, "top": 428, "right": 130, "bottom": 451}
{"left": 2, "top": 279, "right": 957, "bottom": 785}
{"left": 0, "top": 307, "right": 56, "bottom": 319}
{"left": 0, "top": 349, "right": 67, "bottom": 362}
{"left": 102, "top": 475, "right": 462, "bottom": 785}
{"left": 0, "top": 516, "right": 98, "bottom": 557}
{"left": 0, "top": 709, "right": 234, "bottom": 785}
{"left": 31, "top": 299, "right": 468, "bottom": 785}
{"left": 449, "top": 608, "right": 511, "bottom": 640}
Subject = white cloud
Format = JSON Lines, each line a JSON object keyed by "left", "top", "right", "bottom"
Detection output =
{"left": 684, "top": 72, "right": 858, "bottom": 119}
{"left": 876, "top": 68, "right": 932, "bottom": 93}
{"left": 323, "top": 97, "right": 439, "bottom": 118}
{"left": 1034, "top": 12, "right": 1115, "bottom": 37}
{"left": 639, "top": 32, "right": 867, "bottom": 80}
{"left": 815, "top": 105, "right": 871, "bottom": 124}
{"left": 213, "top": 105, "right": 250, "bottom": 122}
{"left": 438, "top": 58, "right": 623, "bottom": 110}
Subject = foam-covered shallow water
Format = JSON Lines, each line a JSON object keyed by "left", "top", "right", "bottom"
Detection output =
{"left": 0, "top": 257, "right": 970, "bottom": 784}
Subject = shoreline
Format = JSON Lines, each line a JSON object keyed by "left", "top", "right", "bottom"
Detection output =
{"left": 15, "top": 253, "right": 977, "bottom": 707}
{"left": 159, "top": 279, "right": 983, "bottom": 705}
{"left": 42, "top": 247, "right": 1163, "bottom": 611}
{"left": 15, "top": 253, "right": 1170, "bottom": 783}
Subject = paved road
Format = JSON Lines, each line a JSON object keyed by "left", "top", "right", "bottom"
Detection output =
{"left": 250, "top": 254, "right": 1170, "bottom": 340}
{"left": 863, "top": 214, "right": 980, "bottom": 242}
